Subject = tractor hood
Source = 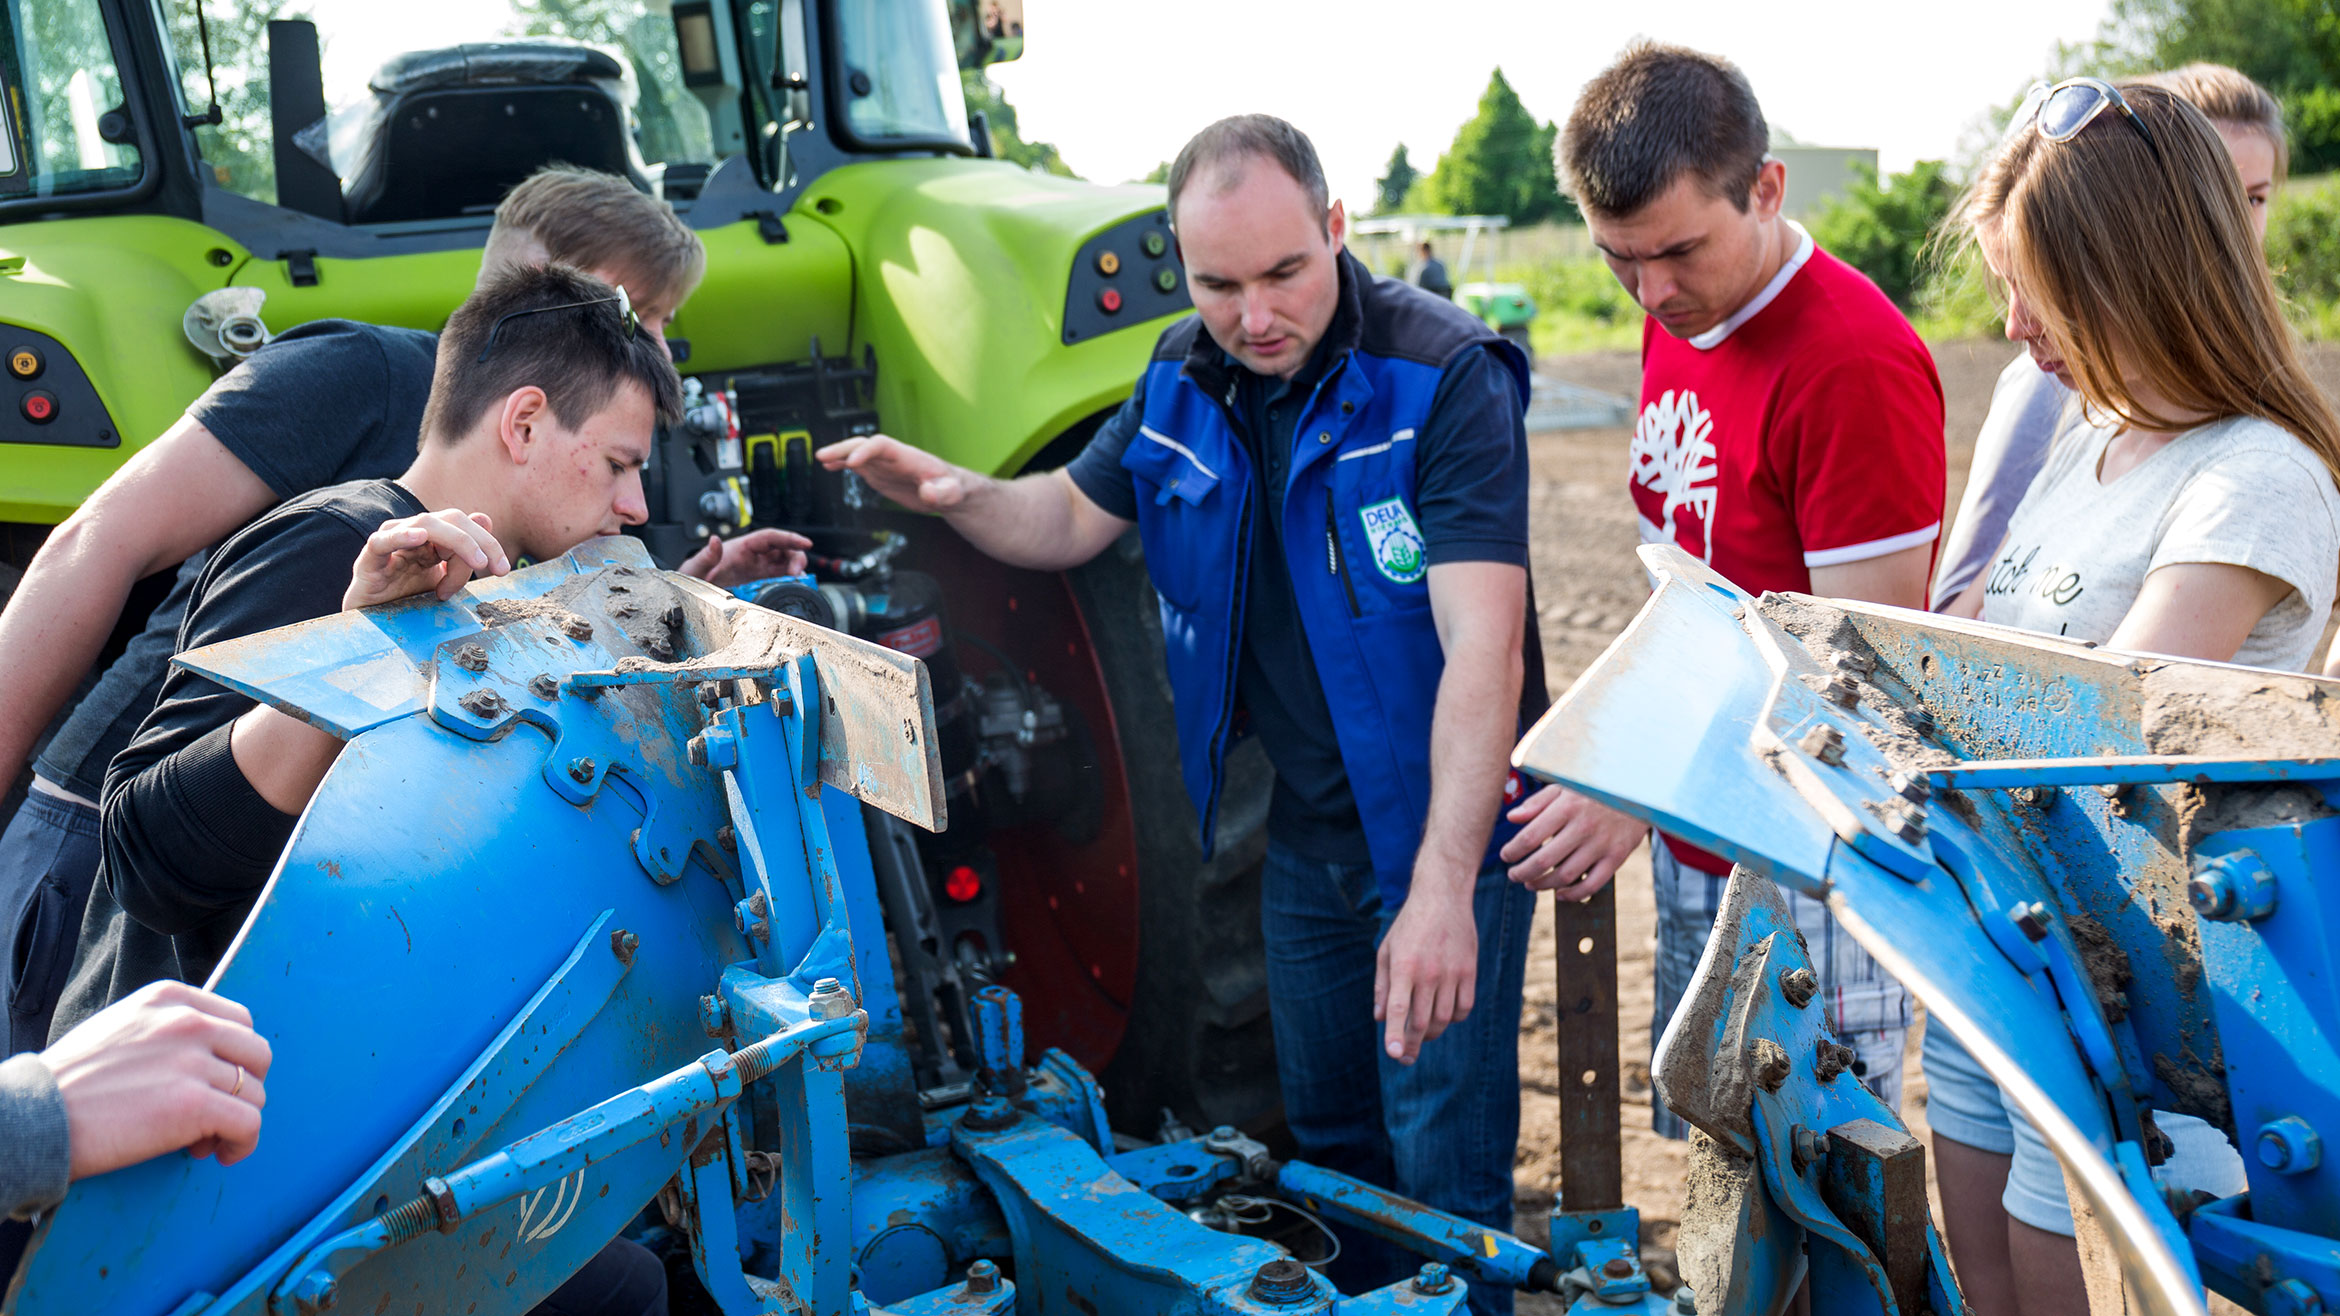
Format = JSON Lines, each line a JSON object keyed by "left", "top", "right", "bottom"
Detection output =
{"left": 790, "top": 158, "right": 1187, "bottom": 477}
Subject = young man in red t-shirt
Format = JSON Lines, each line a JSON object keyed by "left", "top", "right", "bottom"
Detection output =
{"left": 1505, "top": 40, "right": 1945, "bottom": 1135}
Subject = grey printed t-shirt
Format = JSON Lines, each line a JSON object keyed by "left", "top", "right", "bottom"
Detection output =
{"left": 1979, "top": 414, "right": 2340, "bottom": 671}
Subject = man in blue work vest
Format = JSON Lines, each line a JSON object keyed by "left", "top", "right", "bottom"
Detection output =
{"left": 819, "top": 115, "right": 1542, "bottom": 1313}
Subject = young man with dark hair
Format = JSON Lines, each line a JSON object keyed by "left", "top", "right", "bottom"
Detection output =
{"left": 820, "top": 113, "right": 1541, "bottom": 1315}
{"left": 52, "top": 263, "right": 684, "bottom": 1033}
{"left": 40, "top": 264, "right": 685, "bottom": 1316}
{"left": 1503, "top": 41, "right": 1945, "bottom": 1133}
{"left": 0, "top": 167, "right": 802, "bottom": 1056}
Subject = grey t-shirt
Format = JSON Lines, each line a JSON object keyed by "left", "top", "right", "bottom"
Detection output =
{"left": 1979, "top": 414, "right": 2340, "bottom": 670}
{"left": 1932, "top": 354, "right": 2070, "bottom": 609}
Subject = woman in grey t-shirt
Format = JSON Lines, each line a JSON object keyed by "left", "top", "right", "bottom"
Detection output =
{"left": 1930, "top": 79, "right": 2340, "bottom": 1315}
{"left": 1933, "top": 62, "right": 2294, "bottom": 614}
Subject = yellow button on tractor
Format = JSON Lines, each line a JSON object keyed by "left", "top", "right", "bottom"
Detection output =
{"left": 6, "top": 345, "right": 41, "bottom": 380}
{"left": 1095, "top": 250, "right": 1120, "bottom": 277}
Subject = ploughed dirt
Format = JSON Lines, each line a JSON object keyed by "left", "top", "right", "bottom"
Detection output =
{"left": 1505, "top": 339, "right": 2340, "bottom": 1307}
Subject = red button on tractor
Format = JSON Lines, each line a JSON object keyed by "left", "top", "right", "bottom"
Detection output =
{"left": 1097, "top": 288, "right": 1123, "bottom": 314}
{"left": 20, "top": 389, "right": 56, "bottom": 424}
{"left": 944, "top": 864, "right": 983, "bottom": 903}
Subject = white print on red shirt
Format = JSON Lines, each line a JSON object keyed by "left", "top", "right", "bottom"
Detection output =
{"left": 1629, "top": 388, "right": 1719, "bottom": 563}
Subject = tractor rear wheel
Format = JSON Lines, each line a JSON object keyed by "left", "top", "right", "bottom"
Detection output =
{"left": 1071, "top": 535, "right": 1283, "bottom": 1137}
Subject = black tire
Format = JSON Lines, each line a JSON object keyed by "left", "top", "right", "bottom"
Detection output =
{"left": 1075, "top": 531, "right": 1283, "bottom": 1138}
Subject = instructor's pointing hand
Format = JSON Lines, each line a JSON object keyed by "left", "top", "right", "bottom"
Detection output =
{"left": 816, "top": 436, "right": 975, "bottom": 511}
{"left": 1374, "top": 881, "right": 1478, "bottom": 1066}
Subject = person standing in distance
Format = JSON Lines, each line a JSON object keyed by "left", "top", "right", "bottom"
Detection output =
{"left": 1503, "top": 42, "right": 1947, "bottom": 1132}
{"left": 820, "top": 116, "right": 1543, "bottom": 1314}
{"left": 1414, "top": 240, "right": 1455, "bottom": 299}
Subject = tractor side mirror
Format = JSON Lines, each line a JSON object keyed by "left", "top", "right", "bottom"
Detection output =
{"left": 952, "top": 0, "right": 1023, "bottom": 68}
{"left": 0, "top": 63, "right": 26, "bottom": 194}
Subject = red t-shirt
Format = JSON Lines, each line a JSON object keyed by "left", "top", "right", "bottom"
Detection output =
{"left": 1630, "top": 231, "right": 1945, "bottom": 872}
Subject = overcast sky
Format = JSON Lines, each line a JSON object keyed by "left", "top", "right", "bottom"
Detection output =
{"left": 990, "top": 0, "right": 2116, "bottom": 201}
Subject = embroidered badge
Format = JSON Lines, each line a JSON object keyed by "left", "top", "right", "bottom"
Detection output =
{"left": 1359, "top": 498, "right": 1427, "bottom": 584}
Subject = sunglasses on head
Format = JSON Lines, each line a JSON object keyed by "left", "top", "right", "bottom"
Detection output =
{"left": 2010, "top": 77, "right": 2164, "bottom": 164}
{"left": 475, "top": 283, "right": 641, "bottom": 364}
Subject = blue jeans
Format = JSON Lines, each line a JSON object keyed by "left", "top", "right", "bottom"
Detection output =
{"left": 1262, "top": 841, "right": 1535, "bottom": 1316}
{"left": 1, "top": 790, "right": 101, "bottom": 1057}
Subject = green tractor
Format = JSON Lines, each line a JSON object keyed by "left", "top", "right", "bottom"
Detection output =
{"left": 0, "top": 0, "right": 1275, "bottom": 1136}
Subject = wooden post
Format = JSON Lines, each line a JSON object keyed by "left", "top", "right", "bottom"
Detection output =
{"left": 1554, "top": 884, "right": 1625, "bottom": 1213}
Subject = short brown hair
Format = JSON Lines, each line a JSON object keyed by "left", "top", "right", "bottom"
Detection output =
{"left": 2129, "top": 63, "right": 2288, "bottom": 183}
{"left": 1166, "top": 114, "right": 1328, "bottom": 226}
{"left": 1561, "top": 41, "right": 1767, "bottom": 219}
{"left": 483, "top": 166, "right": 707, "bottom": 309}
{"left": 421, "top": 264, "right": 684, "bottom": 446}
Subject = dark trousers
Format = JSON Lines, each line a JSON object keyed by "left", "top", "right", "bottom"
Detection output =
{"left": 1261, "top": 841, "right": 1535, "bottom": 1315}
{"left": 1, "top": 790, "right": 100, "bottom": 1057}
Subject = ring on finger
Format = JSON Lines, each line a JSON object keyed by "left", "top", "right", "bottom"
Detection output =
{"left": 229, "top": 1063, "right": 245, "bottom": 1097}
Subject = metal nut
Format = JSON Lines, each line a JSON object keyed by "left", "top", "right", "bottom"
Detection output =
{"left": 808, "top": 976, "right": 856, "bottom": 1020}
{"left": 456, "top": 689, "right": 506, "bottom": 719}
{"left": 961, "top": 1094, "right": 1018, "bottom": 1131}
{"left": 1792, "top": 1125, "right": 1832, "bottom": 1172}
{"left": 1797, "top": 724, "right": 1847, "bottom": 766}
{"left": 962, "top": 1260, "right": 1001, "bottom": 1295}
{"left": 1601, "top": 1257, "right": 1637, "bottom": 1279}
{"left": 2011, "top": 901, "right": 2052, "bottom": 941}
{"left": 1814, "top": 1039, "right": 1858, "bottom": 1083}
{"left": 452, "top": 642, "right": 489, "bottom": 672}
{"left": 1884, "top": 803, "right": 1928, "bottom": 842}
{"left": 530, "top": 673, "right": 559, "bottom": 700}
{"left": 1411, "top": 1262, "right": 1456, "bottom": 1295}
{"left": 567, "top": 757, "right": 596, "bottom": 784}
{"left": 2257, "top": 1117, "right": 2323, "bottom": 1174}
{"left": 1887, "top": 768, "right": 1932, "bottom": 803}
{"left": 1831, "top": 651, "right": 1875, "bottom": 677}
{"left": 1779, "top": 967, "right": 1818, "bottom": 1009}
{"left": 610, "top": 929, "right": 639, "bottom": 965}
{"left": 1822, "top": 675, "right": 1861, "bottom": 708}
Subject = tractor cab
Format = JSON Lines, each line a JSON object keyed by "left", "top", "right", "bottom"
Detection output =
{"left": 0, "top": 0, "right": 1007, "bottom": 263}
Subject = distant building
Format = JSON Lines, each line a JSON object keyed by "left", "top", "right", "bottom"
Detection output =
{"left": 1772, "top": 146, "right": 1880, "bottom": 221}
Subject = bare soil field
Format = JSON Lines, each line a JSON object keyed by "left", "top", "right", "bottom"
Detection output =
{"left": 1508, "top": 339, "right": 2340, "bottom": 1306}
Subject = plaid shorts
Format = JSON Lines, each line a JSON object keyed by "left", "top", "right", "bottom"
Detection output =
{"left": 1648, "top": 837, "right": 1913, "bottom": 1140}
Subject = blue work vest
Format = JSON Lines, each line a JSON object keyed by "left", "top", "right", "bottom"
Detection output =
{"left": 1120, "top": 254, "right": 1534, "bottom": 906}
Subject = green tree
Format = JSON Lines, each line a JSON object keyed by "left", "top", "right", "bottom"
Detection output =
{"left": 157, "top": 0, "right": 289, "bottom": 203}
{"left": 962, "top": 69, "right": 1074, "bottom": 177}
{"left": 1137, "top": 160, "right": 1169, "bottom": 184}
{"left": 2062, "top": 0, "right": 2340, "bottom": 171}
{"left": 1804, "top": 160, "right": 1958, "bottom": 308}
{"left": 1374, "top": 143, "right": 1417, "bottom": 213}
{"left": 1418, "top": 68, "right": 1574, "bottom": 224}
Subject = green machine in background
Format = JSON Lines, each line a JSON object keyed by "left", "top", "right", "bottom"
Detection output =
{"left": 1351, "top": 213, "right": 1537, "bottom": 347}
{"left": 0, "top": 0, "right": 1279, "bottom": 1138}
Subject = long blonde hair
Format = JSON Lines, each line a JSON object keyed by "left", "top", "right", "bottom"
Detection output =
{"left": 1955, "top": 83, "right": 2340, "bottom": 485}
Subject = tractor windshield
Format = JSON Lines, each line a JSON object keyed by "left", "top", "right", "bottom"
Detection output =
{"left": 155, "top": 0, "right": 717, "bottom": 208}
{"left": 0, "top": 0, "right": 144, "bottom": 198}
